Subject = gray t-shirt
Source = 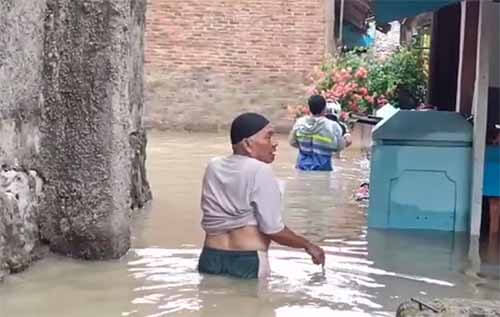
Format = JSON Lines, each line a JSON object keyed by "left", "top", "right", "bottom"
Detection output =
{"left": 201, "top": 155, "right": 285, "bottom": 236}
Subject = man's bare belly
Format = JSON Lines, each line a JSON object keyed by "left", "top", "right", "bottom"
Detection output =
{"left": 204, "top": 225, "right": 271, "bottom": 251}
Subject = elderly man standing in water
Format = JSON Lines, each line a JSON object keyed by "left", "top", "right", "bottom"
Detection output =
{"left": 198, "top": 113, "right": 325, "bottom": 279}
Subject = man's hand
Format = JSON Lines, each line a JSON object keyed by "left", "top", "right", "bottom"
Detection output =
{"left": 305, "top": 243, "right": 325, "bottom": 265}
{"left": 344, "top": 133, "right": 352, "bottom": 148}
{"left": 266, "top": 227, "right": 326, "bottom": 265}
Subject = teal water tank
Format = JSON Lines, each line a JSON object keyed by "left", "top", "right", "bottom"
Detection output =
{"left": 368, "top": 111, "right": 473, "bottom": 232}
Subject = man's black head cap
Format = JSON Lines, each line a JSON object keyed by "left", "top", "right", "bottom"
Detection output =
{"left": 230, "top": 112, "right": 270, "bottom": 145}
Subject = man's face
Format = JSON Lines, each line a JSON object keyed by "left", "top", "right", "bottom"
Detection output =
{"left": 246, "top": 125, "right": 278, "bottom": 164}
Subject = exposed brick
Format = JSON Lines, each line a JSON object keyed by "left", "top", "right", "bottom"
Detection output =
{"left": 145, "top": 0, "right": 326, "bottom": 131}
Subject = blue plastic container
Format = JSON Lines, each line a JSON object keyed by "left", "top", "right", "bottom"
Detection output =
{"left": 368, "top": 111, "right": 472, "bottom": 232}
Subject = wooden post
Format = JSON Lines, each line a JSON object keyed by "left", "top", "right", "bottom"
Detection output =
{"left": 338, "top": 0, "right": 344, "bottom": 45}
{"left": 325, "top": 0, "right": 336, "bottom": 56}
{"left": 470, "top": 0, "right": 492, "bottom": 237}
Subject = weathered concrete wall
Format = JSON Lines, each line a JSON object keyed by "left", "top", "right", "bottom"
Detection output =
{"left": 0, "top": 0, "right": 151, "bottom": 279}
{"left": 374, "top": 22, "right": 401, "bottom": 61}
{"left": 0, "top": 0, "right": 45, "bottom": 168}
{"left": 0, "top": 170, "right": 44, "bottom": 281}
{"left": 0, "top": 0, "right": 47, "bottom": 281}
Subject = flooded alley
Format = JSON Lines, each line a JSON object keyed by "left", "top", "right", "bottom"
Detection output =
{"left": 0, "top": 132, "right": 498, "bottom": 317}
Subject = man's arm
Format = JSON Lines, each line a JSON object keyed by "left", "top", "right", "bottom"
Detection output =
{"left": 330, "top": 121, "right": 346, "bottom": 152}
{"left": 288, "top": 123, "right": 299, "bottom": 148}
{"left": 266, "top": 227, "right": 325, "bottom": 265}
{"left": 340, "top": 122, "right": 352, "bottom": 148}
{"left": 252, "top": 165, "right": 325, "bottom": 265}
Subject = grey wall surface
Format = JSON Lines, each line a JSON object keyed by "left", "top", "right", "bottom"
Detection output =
{"left": 0, "top": 0, "right": 47, "bottom": 281}
{"left": 0, "top": 0, "right": 151, "bottom": 280}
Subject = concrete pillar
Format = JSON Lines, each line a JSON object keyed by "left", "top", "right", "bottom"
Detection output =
{"left": 1, "top": 0, "right": 151, "bottom": 274}
{"left": 39, "top": 0, "right": 151, "bottom": 259}
{"left": 470, "top": 0, "right": 493, "bottom": 237}
{"left": 325, "top": 0, "right": 336, "bottom": 56}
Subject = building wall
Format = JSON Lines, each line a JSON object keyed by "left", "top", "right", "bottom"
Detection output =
{"left": 373, "top": 22, "right": 401, "bottom": 61}
{"left": 144, "top": 0, "right": 327, "bottom": 131}
{"left": 0, "top": 0, "right": 46, "bottom": 281}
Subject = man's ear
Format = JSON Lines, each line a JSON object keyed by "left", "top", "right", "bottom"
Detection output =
{"left": 242, "top": 139, "right": 253, "bottom": 154}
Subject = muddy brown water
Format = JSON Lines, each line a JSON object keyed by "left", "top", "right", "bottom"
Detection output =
{"left": 0, "top": 132, "right": 498, "bottom": 317}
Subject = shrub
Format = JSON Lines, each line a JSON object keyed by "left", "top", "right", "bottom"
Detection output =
{"left": 287, "top": 47, "right": 428, "bottom": 118}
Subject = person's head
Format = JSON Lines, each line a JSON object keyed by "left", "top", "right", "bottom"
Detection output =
{"left": 308, "top": 95, "right": 326, "bottom": 116}
{"left": 326, "top": 100, "right": 341, "bottom": 117}
{"left": 230, "top": 112, "right": 278, "bottom": 163}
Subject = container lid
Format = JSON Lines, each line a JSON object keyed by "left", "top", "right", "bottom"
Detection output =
{"left": 372, "top": 110, "right": 472, "bottom": 142}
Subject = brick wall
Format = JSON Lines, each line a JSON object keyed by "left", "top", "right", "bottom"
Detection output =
{"left": 144, "top": 0, "right": 326, "bottom": 131}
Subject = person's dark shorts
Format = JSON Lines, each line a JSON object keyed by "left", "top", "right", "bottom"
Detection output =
{"left": 198, "top": 247, "right": 270, "bottom": 279}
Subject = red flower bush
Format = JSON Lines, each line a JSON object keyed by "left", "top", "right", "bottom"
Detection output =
{"left": 312, "top": 65, "right": 379, "bottom": 115}
{"left": 287, "top": 48, "right": 428, "bottom": 120}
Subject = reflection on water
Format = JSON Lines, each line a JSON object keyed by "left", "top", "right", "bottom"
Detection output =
{"left": 0, "top": 132, "right": 499, "bottom": 317}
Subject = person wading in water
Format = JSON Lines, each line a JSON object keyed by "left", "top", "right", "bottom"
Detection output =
{"left": 289, "top": 95, "right": 348, "bottom": 171}
{"left": 198, "top": 112, "right": 325, "bottom": 279}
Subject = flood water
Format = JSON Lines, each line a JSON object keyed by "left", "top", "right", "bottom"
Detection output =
{"left": 1, "top": 132, "right": 499, "bottom": 317}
